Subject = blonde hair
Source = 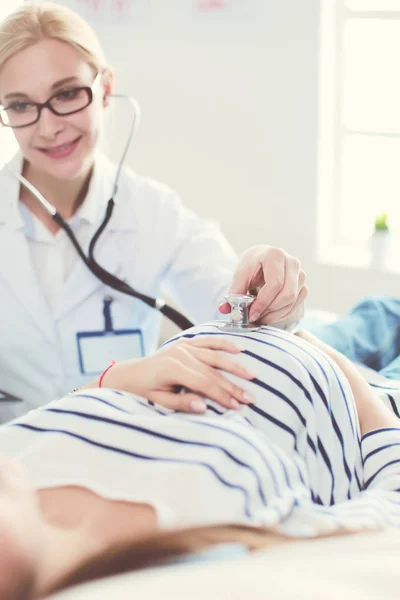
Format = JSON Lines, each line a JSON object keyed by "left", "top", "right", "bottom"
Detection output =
{"left": 0, "top": 2, "right": 109, "bottom": 80}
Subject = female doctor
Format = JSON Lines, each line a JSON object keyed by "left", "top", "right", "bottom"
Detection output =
{"left": 0, "top": 2, "right": 307, "bottom": 418}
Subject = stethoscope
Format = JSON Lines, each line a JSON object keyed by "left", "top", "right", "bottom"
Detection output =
{"left": 2, "top": 93, "right": 195, "bottom": 331}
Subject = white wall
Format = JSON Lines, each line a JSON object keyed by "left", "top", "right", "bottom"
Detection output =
{"left": 51, "top": 1, "right": 400, "bottom": 314}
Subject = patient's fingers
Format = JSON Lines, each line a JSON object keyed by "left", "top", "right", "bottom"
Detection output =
{"left": 174, "top": 347, "right": 255, "bottom": 407}
{"left": 151, "top": 359, "right": 254, "bottom": 411}
{"left": 168, "top": 336, "right": 244, "bottom": 354}
{"left": 150, "top": 391, "right": 208, "bottom": 413}
{"left": 189, "top": 347, "right": 257, "bottom": 382}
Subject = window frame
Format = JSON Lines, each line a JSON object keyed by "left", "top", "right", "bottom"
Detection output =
{"left": 317, "top": 0, "right": 400, "bottom": 271}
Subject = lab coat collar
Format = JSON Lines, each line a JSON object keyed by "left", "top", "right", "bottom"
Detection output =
{"left": 0, "top": 152, "right": 25, "bottom": 227}
{"left": 0, "top": 151, "right": 138, "bottom": 328}
{"left": 0, "top": 151, "right": 137, "bottom": 232}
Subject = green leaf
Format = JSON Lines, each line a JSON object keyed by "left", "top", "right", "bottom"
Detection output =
{"left": 374, "top": 212, "right": 389, "bottom": 231}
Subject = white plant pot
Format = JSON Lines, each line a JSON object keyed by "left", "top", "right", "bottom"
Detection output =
{"left": 369, "top": 230, "right": 390, "bottom": 268}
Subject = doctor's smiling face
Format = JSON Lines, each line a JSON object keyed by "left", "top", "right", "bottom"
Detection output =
{"left": 0, "top": 38, "right": 113, "bottom": 182}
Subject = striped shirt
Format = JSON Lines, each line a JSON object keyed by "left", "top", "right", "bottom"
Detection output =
{"left": 1, "top": 325, "right": 400, "bottom": 536}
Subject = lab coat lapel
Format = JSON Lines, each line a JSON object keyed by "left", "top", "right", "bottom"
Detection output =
{"left": 0, "top": 224, "right": 57, "bottom": 343}
{"left": 0, "top": 153, "right": 56, "bottom": 343}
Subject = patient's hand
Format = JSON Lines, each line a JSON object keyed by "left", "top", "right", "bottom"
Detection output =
{"left": 98, "top": 337, "right": 256, "bottom": 414}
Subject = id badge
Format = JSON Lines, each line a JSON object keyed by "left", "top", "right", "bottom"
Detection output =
{"left": 76, "top": 296, "right": 145, "bottom": 375}
{"left": 77, "top": 329, "right": 144, "bottom": 375}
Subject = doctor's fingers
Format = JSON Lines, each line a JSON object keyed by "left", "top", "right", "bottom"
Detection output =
{"left": 249, "top": 254, "right": 304, "bottom": 321}
{"left": 262, "top": 262, "right": 306, "bottom": 314}
{"left": 258, "top": 283, "right": 308, "bottom": 325}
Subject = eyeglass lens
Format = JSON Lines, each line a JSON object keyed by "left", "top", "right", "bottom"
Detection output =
{"left": 0, "top": 87, "right": 91, "bottom": 128}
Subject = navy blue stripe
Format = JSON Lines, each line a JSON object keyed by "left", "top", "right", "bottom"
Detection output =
{"left": 206, "top": 405, "right": 224, "bottom": 416}
{"left": 354, "top": 468, "right": 363, "bottom": 492}
{"left": 253, "top": 370, "right": 352, "bottom": 500}
{"left": 172, "top": 414, "right": 299, "bottom": 496}
{"left": 328, "top": 363, "right": 357, "bottom": 438}
{"left": 71, "top": 393, "right": 131, "bottom": 414}
{"left": 43, "top": 408, "right": 268, "bottom": 506}
{"left": 250, "top": 376, "right": 319, "bottom": 457}
{"left": 363, "top": 428, "right": 400, "bottom": 441}
{"left": 243, "top": 350, "right": 316, "bottom": 406}
{"left": 280, "top": 338, "right": 358, "bottom": 489}
{"left": 248, "top": 403, "right": 297, "bottom": 448}
{"left": 387, "top": 394, "right": 400, "bottom": 418}
{"left": 364, "top": 442, "right": 400, "bottom": 463}
{"left": 317, "top": 438, "right": 335, "bottom": 505}
{"left": 364, "top": 459, "right": 400, "bottom": 488}
{"left": 249, "top": 381, "right": 337, "bottom": 496}
{"left": 11, "top": 422, "right": 254, "bottom": 518}
{"left": 73, "top": 393, "right": 167, "bottom": 417}
{"left": 250, "top": 376, "right": 308, "bottom": 428}
{"left": 330, "top": 414, "right": 353, "bottom": 486}
{"left": 196, "top": 416, "right": 308, "bottom": 498}
{"left": 265, "top": 330, "right": 359, "bottom": 442}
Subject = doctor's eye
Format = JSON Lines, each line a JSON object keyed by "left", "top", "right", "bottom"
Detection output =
{"left": 7, "top": 102, "right": 34, "bottom": 114}
{"left": 54, "top": 88, "right": 84, "bottom": 103}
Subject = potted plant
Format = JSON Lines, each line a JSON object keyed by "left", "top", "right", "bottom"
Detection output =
{"left": 374, "top": 212, "right": 389, "bottom": 233}
{"left": 369, "top": 212, "right": 390, "bottom": 267}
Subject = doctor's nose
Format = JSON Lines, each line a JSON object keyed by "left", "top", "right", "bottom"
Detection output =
{"left": 36, "top": 106, "right": 65, "bottom": 140}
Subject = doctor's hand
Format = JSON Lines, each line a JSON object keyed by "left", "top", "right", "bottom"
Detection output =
{"left": 219, "top": 245, "right": 308, "bottom": 326}
{"left": 97, "top": 337, "right": 256, "bottom": 414}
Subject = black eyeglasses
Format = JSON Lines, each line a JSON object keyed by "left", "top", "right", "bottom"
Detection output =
{"left": 0, "top": 72, "right": 101, "bottom": 129}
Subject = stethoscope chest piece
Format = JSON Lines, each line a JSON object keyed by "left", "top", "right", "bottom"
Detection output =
{"left": 217, "top": 294, "right": 261, "bottom": 332}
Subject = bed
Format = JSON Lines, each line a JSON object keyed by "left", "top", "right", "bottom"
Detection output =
{"left": 48, "top": 528, "right": 400, "bottom": 599}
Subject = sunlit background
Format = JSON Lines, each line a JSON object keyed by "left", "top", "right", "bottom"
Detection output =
{"left": 1, "top": 0, "right": 400, "bottom": 315}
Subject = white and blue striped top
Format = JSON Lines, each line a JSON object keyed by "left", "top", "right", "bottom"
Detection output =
{"left": 1, "top": 325, "right": 400, "bottom": 536}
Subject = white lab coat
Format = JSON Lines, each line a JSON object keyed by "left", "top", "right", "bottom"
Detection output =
{"left": 0, "top": 152, "right": 237, "bottom": 418}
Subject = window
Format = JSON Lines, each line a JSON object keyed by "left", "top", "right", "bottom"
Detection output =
{"left": 0, "top": 2, "right": 22, "bottom": 165}
{"left": 318, "top": 1, "right": 400, "bottom": 268}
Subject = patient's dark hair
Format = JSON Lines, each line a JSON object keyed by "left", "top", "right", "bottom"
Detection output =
{"left": 47, "top": 524, "right": 288, "bottom": 596}
{"left": 0, "top": 543, "right": 36, "bottom": 600}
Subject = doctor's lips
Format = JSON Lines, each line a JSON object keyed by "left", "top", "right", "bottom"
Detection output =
{"left": 37, "top": 135, "right": 82, "bottom": 159}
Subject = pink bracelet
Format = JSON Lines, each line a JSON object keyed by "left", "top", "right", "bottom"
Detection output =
{"left": 99, "top": 360, "right": 116, "bottom": 388}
